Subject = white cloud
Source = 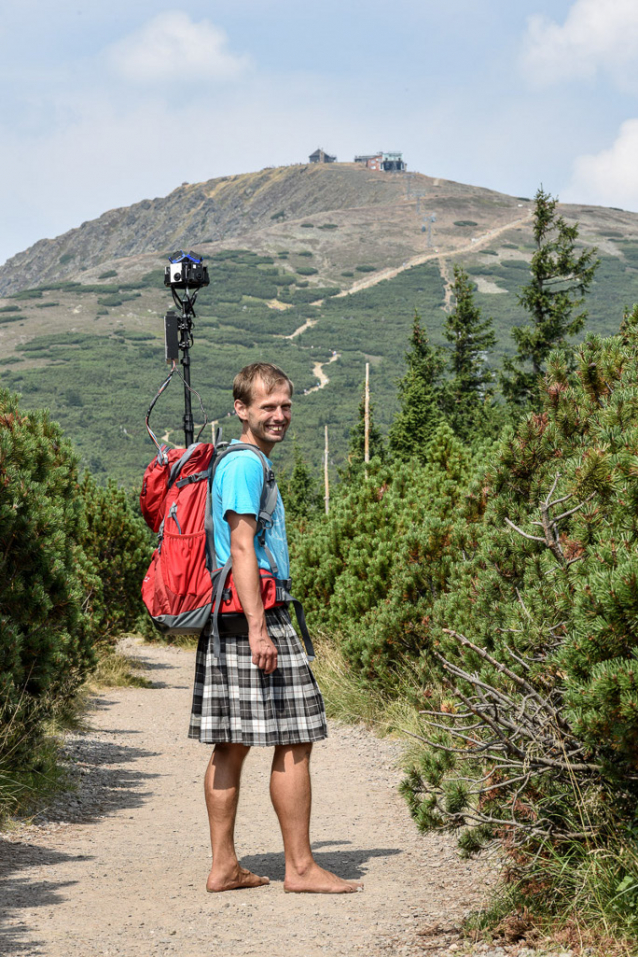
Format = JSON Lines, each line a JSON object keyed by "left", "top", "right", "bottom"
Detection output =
{"left": 522, "top": 0, "right": 638, "bottom": 85}
{"left": 0, "top": 72, "right": 381, "bottom": 264}
{"left": 106, "top": 12, "right": 251, "bottom": 83}
{"left": 563, "top": 118, "right": 638, "bottom": 210}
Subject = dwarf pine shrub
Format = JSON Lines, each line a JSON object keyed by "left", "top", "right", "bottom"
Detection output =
{"left": 0, "top": 390, "right": 96, "bottom": 779}
{"left": 402, "top": 308, "right": 638, "bottom": 930}
{"left": 0, "top": 390, "right": 154, "bottom": 813}
{"left": 291, "top": 425, "right": 485, "bottom": 689}
{"left": 79, "top": 475, "right": 153, "bottom": 642}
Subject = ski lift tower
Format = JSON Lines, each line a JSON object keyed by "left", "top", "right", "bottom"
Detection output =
{"left": 422, "top": 213, "right": 436, "bottom": 247}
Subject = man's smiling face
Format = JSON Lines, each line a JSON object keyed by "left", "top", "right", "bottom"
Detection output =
{"left": 234, "top": 376, "right": 292, "bottom": 454}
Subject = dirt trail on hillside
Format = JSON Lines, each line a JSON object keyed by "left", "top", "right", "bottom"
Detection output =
{"left": 0, "top": 639, "right": 496, "bottom": 957}
{"left": 336, "top": 210, "right": 533, "bottom": 299}
{"left": 284, "top": 317, "right": 318, "bottom": 340}
{"left": 307, "top": 352, "right": 340, "bottom": 394}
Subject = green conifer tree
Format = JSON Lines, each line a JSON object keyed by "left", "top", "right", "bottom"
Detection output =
{"left": 501, "top": 185, "right": 599, "bottom": 406}
{"left": 442, "top": 265, "right": 496, "bottom": 441}
{"left": 388, "top": 312, "right": 444, "bottom": 461}
{"left": 280, "top": 443, "right": 320, "bottom": 521}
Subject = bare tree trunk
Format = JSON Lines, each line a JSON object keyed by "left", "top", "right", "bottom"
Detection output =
{"left": 324, "top": 424, "right": 330, "bottom": 516}
{"left": 364, "top": 362, "right": 370, "bottom": 471}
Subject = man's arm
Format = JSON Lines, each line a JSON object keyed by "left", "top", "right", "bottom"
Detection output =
{"left": 227, "top": 511, "right": 278, "bottom": 675}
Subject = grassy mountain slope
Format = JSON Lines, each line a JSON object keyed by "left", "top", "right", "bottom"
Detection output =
{"left": 2, "top": 163, "right": 638, "bottom": 485}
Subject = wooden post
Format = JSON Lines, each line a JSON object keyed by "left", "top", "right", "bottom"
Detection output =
{"left": 364, "top": 362, "right": 370, "bottom": 468}
{"left": 324, "top": 424, "right": 330, "bottom": 516}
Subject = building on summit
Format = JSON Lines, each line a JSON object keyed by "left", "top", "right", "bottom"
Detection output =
{"left": 354, "top": 151, "right": 406, "bottom": 172}
{"left": 309, "top": 148, "right": 337, "bottom": 164}
{"left": 354, "top": 154, "right": 382, "bottom": 170}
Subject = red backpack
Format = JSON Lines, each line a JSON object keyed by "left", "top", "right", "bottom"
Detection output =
{"left": 140, "top": 441, "right": 314, "bottom": 660}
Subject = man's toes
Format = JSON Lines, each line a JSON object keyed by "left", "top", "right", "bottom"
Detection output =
{"left": 238, "top": 869, "right": 269, "bottom": 888}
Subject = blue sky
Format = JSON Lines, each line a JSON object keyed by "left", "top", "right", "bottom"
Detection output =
{"left": 2, "top": 0, "right": 638, "bottom": 266}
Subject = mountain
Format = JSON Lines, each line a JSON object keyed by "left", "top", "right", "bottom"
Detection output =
{"left": 2, "top": 162, "right": 638, "bottom": 484}
{"left": 0, "top": 163, "right": 552, "bottom": 296}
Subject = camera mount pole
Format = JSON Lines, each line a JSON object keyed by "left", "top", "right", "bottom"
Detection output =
{"left": 180, "top": 326, "right": 194, "bottom": 448}
{"left": 179, "top": 291, "right": 195, "bottom": 448}
{"left": 171, "top": 287, "right": 199, "bottom": 448}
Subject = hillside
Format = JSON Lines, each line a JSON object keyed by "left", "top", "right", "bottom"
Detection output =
{"left": 3, "top": 162, "right": 638, "bottom": 484}
{"left": 0, "top": 164, "right": 532, "bottom": 297}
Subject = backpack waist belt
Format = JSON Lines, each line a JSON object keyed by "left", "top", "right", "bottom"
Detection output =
{"left": 208, "top": 563, "right": 315, "bottom": 662}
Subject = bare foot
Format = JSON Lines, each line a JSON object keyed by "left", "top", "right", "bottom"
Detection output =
{"left": 283, "top": 862, "right": 363, "bottom": 894}
{"left": 206, "top": 864, "right": 270, "bottom": 893}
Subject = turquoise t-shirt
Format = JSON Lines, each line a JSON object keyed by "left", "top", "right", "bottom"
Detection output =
{"left": 212, "top": 441, "right": 290, "bottom": 579}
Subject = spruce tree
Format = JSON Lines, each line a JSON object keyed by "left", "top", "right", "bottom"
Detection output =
{"left": 388, "top": 312, "right": 444, "bottom": 461}
{"left": 442, "top": 265, "right": 496, "bottom": 440}
{"left": 501, "top": 185, "right": 599, "bottom": 406}
{"left": 280, "top": 443, "right": 320, "bottom": 521}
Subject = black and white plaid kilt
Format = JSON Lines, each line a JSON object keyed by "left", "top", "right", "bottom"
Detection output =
{"left": 188, "top": 606, "right": 328, "bottom": 746}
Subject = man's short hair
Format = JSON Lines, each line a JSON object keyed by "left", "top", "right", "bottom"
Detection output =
{"left": 233, "top": 363, "right": 294, "bottom": 406}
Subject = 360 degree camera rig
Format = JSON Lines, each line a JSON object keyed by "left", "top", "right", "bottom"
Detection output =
{"left": 145, "top": 250, "right": 210, "bottom": 450}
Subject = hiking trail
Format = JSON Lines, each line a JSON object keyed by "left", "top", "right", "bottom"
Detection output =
{"left": 335, "top": 210, "right": 533, "bottom": 299}
{"left": 306, "top": 352, "right": 340, "bottom": 394}
{"left": 0, "top": 638, "right": 502, "bottom": 957}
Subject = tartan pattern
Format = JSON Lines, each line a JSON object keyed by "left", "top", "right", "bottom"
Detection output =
{"left": 188, "top": 607, "right": 328, "bottom": 746}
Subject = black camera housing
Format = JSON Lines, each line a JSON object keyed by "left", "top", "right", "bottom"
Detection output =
{"left": 164, "top": 250, "right": 210, "bottom": 290}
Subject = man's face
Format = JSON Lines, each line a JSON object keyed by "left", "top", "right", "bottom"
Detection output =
{"left": 235, "top": 377, "right": 292, "bottom": 452}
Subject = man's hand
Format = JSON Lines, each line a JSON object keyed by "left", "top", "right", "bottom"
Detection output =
{"left": 227, "top": 511, "right": 278, "bottom": 675}
{"left": 248, "top": 628, "right": 278, "bottom": 674}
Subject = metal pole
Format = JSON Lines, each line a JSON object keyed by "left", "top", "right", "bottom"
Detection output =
{"left": 324, "top": 425, "right": 330, "bottom": 516}
{"left": 179, "top": 307, "right": 194, "bottom": 447}
{"left": 364, "top": 362, "right": 370, "bottom": 468}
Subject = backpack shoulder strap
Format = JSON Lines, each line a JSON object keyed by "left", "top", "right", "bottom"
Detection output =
{"left": 207, "top": 442, "right": 280, "bottom": 576}
{"left": 168, "top": 443, "right": 201, "bottom": 489}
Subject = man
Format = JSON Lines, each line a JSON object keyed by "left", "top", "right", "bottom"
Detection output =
{"left": 189, "top": 362, "right": 362, "bottom": 895}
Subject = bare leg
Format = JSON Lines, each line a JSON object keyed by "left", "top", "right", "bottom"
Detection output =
{"left": 270, "top": 743, "right": 363, "bottom": 893}
{"left": 205, "top": 742, "right": 269, "bottom": 892}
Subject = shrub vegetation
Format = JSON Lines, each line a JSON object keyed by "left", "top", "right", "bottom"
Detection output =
{"left": 0, "top": 390, "right": 152, "bottom": 818}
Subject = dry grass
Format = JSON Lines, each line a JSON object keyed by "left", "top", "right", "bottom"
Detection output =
{"left": 87, "top": 640, "right": 153, "bottom": 691}
{"left": 311, "top": 633, "right": 425, "bottom": 756}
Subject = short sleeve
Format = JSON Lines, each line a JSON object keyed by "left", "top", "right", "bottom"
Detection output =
{"left": 219, "top": 452, "right": 263, "bottom": 521}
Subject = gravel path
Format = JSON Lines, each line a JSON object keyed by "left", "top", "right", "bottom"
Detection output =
{"left": 0, "top": 639, "right": 573, "bottom": 957}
